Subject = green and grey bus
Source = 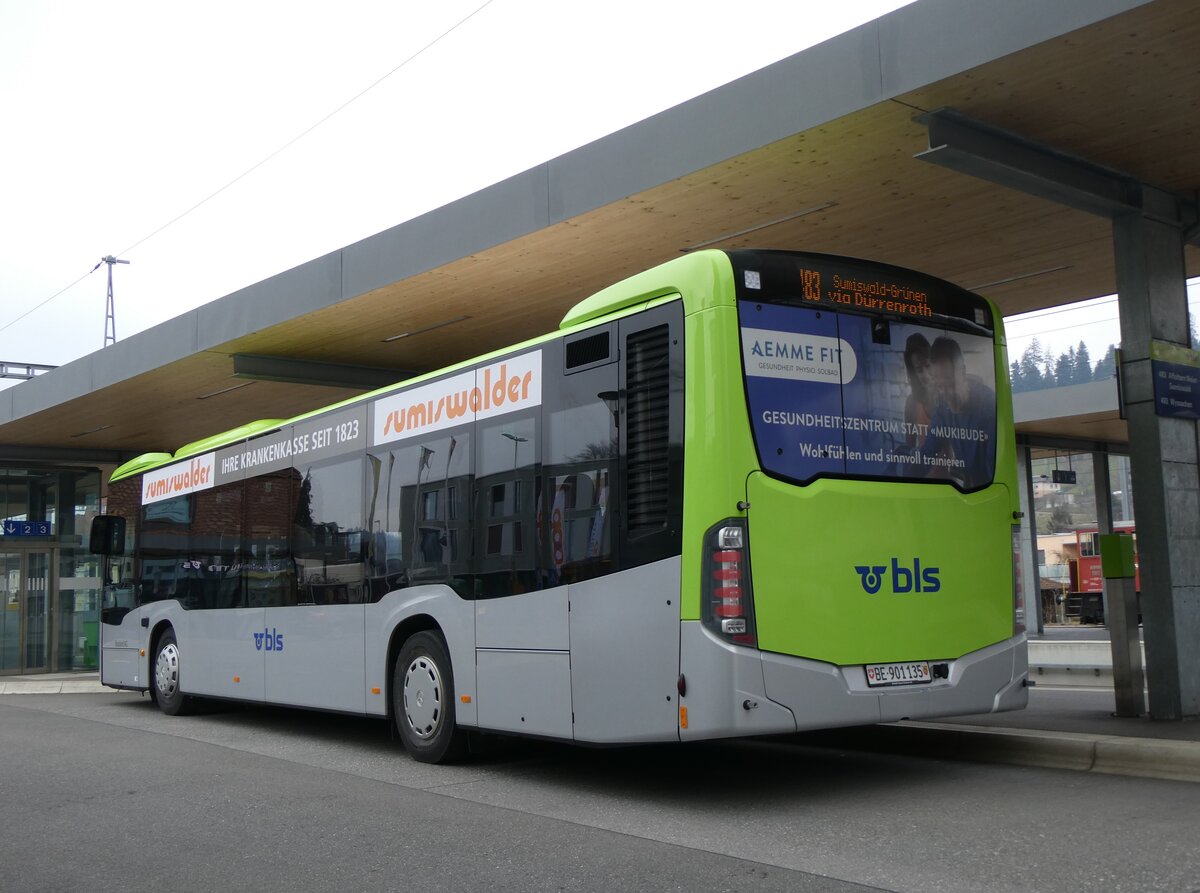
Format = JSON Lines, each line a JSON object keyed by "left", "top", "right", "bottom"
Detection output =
{"left": 94, "top": 249, "right": 1028, "bottom": 762}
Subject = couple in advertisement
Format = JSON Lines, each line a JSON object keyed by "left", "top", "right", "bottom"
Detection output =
{"left": 901, "top": 331, "right": 995, "bottom": 488}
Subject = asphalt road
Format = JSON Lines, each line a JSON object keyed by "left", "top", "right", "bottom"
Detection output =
{"left": 3, "top": 693, "right": 1198, "bottom": 893}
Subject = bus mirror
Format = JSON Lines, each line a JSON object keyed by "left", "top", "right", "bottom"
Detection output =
{"left": 90, "top": 516, "right": 127, "bottom": 556}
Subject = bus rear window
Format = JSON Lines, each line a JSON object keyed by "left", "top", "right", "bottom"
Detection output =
{"left": 740, "top": 301, "right": 997, "bottom": 490}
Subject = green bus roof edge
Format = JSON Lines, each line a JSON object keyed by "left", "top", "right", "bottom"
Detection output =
{"left": 106, "top": 255, "right": 716, "bottom": 485}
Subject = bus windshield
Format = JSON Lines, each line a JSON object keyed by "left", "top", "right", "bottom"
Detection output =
{"left": 734, "top": 252, "right": 998, "bottom": 491}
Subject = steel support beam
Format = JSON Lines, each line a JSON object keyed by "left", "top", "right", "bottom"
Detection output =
{"left": 917, "top": 107, "right": 1200, "bottom": 718}
{"left": 0, "top": 361, "right": 57, "bottom": 381}
{"left": 915, "top": 108, "right": 1199, "bottom": 235}
{"left": 232, "top": 354, "right": 417, "bottom": 391}
{"left": 1016, "top": 433, "right": 1125, "bottom": 456}
{"left": 0, "top": 445, "right": 132, "bottom": 465}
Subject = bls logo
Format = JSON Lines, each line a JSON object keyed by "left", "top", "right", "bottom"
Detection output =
{"left": 855, "top": 558, "right": 941, "bottom": 594}
{"left": 253, "top": 628, "right": 284, "bottom": 652}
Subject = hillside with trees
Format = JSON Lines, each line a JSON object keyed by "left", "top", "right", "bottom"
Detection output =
{"left": 1009, "top": 339, "right": 1117, "bottom": 393}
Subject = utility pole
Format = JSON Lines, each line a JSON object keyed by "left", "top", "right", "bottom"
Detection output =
{"left": 100, "top": 255, "right": 129, "bottom": 347}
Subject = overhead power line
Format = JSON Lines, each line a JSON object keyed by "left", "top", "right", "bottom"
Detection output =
{"left": 0, "top": 266, "right": 101, "bottom": 336}
{"left": 1008, "top": 300, "right": 1200, "bottom": 346}
{"left": 0, "top": 0, "right": 497, "bottom": 338}
{"left": 116, "top": 0, "right": 497, "bottom": 259}
{"left": 1005, "top": 296, "right": 1118, "bottom": 323}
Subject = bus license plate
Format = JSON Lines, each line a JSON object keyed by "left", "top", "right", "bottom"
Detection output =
{"left": 864, "top": 661, "right": 932, "bottom": 687}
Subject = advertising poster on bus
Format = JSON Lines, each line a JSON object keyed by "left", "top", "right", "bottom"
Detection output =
{"left": 740, "top": 301, "right": 997, "bottom": 490}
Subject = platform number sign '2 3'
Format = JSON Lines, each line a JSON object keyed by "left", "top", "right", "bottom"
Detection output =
{"left": 2, "top": 520, "right": 51, "bottom": 537}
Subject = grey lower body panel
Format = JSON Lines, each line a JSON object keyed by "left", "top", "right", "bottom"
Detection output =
{"left": 678, "top": 621, "right": 799, "bottom": 741}
{"left": 469, "top": 557, "right": 685, "bottom": 744}
{"left": 570, "top": 557, "right": 683, "bottom": 744}
{"left": 476, "top": 649, "right": 573, "bottom": 738}
{"left": 680, "top": 621, "right": 1028, "bottom": 740}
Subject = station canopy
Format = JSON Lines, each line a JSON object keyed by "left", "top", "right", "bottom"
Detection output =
{"left": 1, "top": 0, "right": 1196, "bottom": 460}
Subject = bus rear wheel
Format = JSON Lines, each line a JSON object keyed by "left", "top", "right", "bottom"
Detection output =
{"left": 152, "top": 628, "right": 193, "bottom": 716}
{"left": 393, "top": 631, "right": 466, "bottom": 764}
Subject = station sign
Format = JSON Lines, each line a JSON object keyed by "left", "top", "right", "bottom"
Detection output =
{"left": 2, "top": 520, "right": 51, "bottom": 537}
{"left": 1150, "top": 340, "right": 1200, "bottom": 420}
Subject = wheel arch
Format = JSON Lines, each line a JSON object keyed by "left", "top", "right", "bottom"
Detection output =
{"left": 384, "top": 613, "right": 442, "bottom": 720}
{"left": 147, "top": 619, "right": 175, "bottom": 696}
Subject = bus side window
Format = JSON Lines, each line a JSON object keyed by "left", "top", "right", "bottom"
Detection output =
{"left": 190, "top": 481, "right": 244, "bottom": 609}
{"left": 544, "top": 334, "right": 618, "bottom": 586}
{"left": 475, "top": 412, "right": 539, "bottom": 598}
{"left": 139, "top": 494, "right": 192, "bottom": 607}
{"left": 245, "top": 470, "right": 297, "bottom": 608}
{"left": 365, "top": 429, "right": 474, "bottom": 600}
{"left": 293, "top": 457, "right": 367, "bottom": 605}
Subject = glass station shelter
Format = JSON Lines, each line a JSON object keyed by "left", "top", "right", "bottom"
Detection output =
{"left": 0, "top": 466, "right": 103, "bottom": 674}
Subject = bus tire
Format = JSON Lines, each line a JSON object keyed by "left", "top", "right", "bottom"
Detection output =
{"left": 152, "top": 628, "right": 193, "bottom": 716}
{"left": 393, "top": 631, "right": 466, "bottom": 764}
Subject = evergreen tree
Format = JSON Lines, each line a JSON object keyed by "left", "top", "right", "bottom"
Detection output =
{"left": 1074, "top": 341, "right": 1093, "bottom": 383}
{"left": 1093, "top": 344, "right": 1118, "bottom": 380}
{"left": 1017, "top": 340, "right": 1046, "bottom": 391}
{"left": 1054, "top": 347, "right": 1076, "bottom": 387}
{"left": 1027, "top": 337, "right": 1046, "bottom": 370}
{"left": 1009, "top": 360, "right": 1024, "bottom": 392}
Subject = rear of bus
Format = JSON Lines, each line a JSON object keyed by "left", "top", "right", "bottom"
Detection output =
{"left": 679, "top": 249, "right": 1027, "bottom": 739}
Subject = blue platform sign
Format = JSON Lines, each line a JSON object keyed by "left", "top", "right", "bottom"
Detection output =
{"left": 1150, "top": 340, "right": 1200, "bottom": 420}
{"left": 2, "top": 520, "right": 51, "bottom": 537}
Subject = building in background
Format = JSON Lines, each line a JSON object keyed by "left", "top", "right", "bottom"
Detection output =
{"left": 0, "top": 466, "right": 105, "bottom": 674}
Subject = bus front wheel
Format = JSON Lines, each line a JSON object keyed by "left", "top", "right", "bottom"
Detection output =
{"left": 152, "top": 628, "right": 193, "bottom": 716}
{"left": 393, "top": 631, "right": 466, "bottom": 764}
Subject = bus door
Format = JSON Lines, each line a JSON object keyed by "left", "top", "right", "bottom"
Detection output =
{"left": 92, "top": 515, "right": 141, "bottom": 689}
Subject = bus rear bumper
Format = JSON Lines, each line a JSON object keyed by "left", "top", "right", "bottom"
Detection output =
{"left": 678, "top": 623, "right": 1027, "bottom": 740}
{"left": 760, "top": 634, "right": 1029, "bottom": 731}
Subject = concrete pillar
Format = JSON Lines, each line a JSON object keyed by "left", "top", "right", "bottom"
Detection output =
{"left": 1112, "top": 212, "right": 1200, "bottom": 719}
{"left": 1093, "top": 451, "right": 1113, "bottom": 623}
{"left": 1017, "top": 445, "right": 1043, "bottom": 634}
{"left": 57, "top": 472, "right": 77, "bottom": 537}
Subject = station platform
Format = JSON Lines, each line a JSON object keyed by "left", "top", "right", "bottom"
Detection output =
{"left": 0, "top": 672, "right": 106, "bottom": 694}
{"left": 863, "top": 687, "right": 1200, "bottom": 784}
{"left": 796, "top": 627, "right": 1200, "bottom": 784}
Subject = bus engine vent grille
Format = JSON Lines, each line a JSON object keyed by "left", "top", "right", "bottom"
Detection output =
{"left": 626, "top": 324, "right": 670, "bottom": 535}
{"left": 565, "top": 331, "right": 611, "bottom": 370}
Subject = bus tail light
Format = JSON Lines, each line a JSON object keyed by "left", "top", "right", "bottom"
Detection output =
{"left": 703, "top": 519, "right": 757, "bottom": 647}
{"left": 1012, "top": 525, "right": 1026, "bottom": 636}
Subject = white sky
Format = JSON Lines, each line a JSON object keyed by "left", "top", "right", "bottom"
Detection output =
{"left": 0, "top": 0, "right": 913, "bottom": 376}
{"left": 2, "top": 0, "right": 1192, "bottom": 390}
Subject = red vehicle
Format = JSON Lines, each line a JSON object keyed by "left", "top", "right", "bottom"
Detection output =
{"left": 1067, "top": 525, "right": 1139, "bottom": 623}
